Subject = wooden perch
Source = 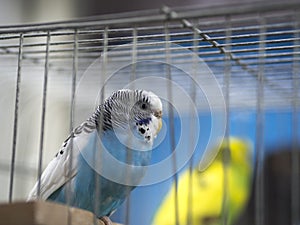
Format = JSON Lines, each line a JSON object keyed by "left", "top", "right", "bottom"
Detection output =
{"left": 0, "top": 201, "right": 122, "bottom": 225}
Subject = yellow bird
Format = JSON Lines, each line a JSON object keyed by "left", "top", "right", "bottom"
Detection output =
{"left": 152, "top": 137, "right": 253, "bottom": 225}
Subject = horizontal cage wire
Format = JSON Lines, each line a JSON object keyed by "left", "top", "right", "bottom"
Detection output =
{"left": 0, "top": 1, "right": 299, "bottom": 225}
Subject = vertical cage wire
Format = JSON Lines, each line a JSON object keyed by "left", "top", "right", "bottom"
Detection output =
{"left": 66, "top": 28, "right": 78, "bottom": 225}
{"left": 186, "top": 20, "right": 199, "bottom": 225}
{"left": 100, "top": 26, "right": 109, "bottom": 101}
{"left": 8, "top": 33, "right": 24, "bottom": 203}
{"left": 92, "top": 26, "right": 109, "bottom": 225}
{"left": 124, "top": 26, "right": 138, "bottom": 225}
{"left": 37, "top": 31, "right": 51, "bottom": 198}
{"left": 164, "top": 20, "right": 179, "bottom": 225}
{"left": 221, "top": 15, "right": 232, "bottom": 225}
{"left": 291, "top": 11, "right": 300, "bottom": 225}
{"left": 255, "top": 15, "right": 266, "bottom": 225}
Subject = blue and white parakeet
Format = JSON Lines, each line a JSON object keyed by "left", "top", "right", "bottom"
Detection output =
{"left": 28, "top": 89, "right": 163, "bottom": 224}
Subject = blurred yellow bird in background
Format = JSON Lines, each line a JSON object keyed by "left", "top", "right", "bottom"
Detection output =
{"left": 152, "top": 137, "right": 253, "bottom": 225}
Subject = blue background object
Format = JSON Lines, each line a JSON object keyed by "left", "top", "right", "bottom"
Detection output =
{"left": 111, "top": 109, "right": 300, "bottom": 225}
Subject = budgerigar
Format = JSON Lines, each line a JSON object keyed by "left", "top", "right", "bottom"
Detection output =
{"left": 28, "top": 89, "right": 163, "bottom": 224}
{"left": 152, "top": 137, "right": 253, "bottom": 225}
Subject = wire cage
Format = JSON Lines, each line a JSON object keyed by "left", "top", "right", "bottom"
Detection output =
{"left": 0, "top": 1, "right": 299, "bottom": 225}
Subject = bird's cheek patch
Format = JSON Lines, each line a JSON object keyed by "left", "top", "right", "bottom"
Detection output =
{"left": 135, "top": 122, "right": 152, "bottom": 141}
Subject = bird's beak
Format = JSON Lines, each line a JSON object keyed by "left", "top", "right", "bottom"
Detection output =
{"left": 154, "top": 110, "right": 163, "bottom": 134}
{"left": 154, "top": 110, "right": 162, "bottom": 119}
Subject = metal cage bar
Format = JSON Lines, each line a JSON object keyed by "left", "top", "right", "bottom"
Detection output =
{"left": 8, "top": 33, "right": 24, "bottom": 202}
{"left": 37, "top": 31, "right": 51, "bottom": 198}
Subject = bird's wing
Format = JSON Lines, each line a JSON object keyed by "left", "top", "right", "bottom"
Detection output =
{"left": 27, "top": 120, "right": 97, "bottom": 201}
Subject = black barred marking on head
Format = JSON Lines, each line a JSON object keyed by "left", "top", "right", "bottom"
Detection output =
{"left": 101, "top": 89, "right": 160, "bottom": 130}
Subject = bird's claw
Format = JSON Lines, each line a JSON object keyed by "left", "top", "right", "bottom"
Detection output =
{"left": 100, "top": 216, "right": 113, "bottom": 225}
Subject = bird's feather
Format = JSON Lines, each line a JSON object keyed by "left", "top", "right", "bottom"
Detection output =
{"left": 27, "top": 117, "right": 96, "bottom": 200}
{"left": 27, "top": 89, "right": 162, "bottom": 218}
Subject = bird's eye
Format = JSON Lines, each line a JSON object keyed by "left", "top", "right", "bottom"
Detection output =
{"left": 141, "top": 103, "right": 146, "bottom": 109}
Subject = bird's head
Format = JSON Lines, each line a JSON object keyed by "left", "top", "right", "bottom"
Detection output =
{"left": 108, "top": 89, "right": 163, "bottom": 141}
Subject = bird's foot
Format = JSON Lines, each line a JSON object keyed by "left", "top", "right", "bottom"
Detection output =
{"left": 100, "top": 216, "right": 113, "bottom": 225}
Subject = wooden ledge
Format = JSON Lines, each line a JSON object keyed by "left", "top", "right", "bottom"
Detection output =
{"left": 0, "top": 201, "right": 121, "bottom": 225}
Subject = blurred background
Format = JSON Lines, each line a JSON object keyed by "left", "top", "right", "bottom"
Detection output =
{"left": 0, "top": 0, "right": 269, "bottom": 25}
{"left": 0, "top": 0, "right": 299, "bottom": 225}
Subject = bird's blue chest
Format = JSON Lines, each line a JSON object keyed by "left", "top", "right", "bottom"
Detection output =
{"left": 48, "top": 130, "right": 152, "bottom": 218}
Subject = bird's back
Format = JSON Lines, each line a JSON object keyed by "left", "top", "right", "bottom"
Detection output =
{"left": 48, "top": 128, "right": 152, "bottom": 217}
